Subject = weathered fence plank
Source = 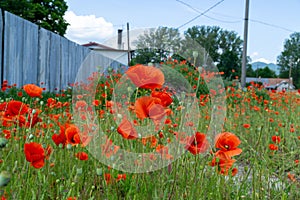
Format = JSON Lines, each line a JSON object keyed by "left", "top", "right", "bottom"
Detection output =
{"left": 22, "top": 19, "right": 39, "bottom": 85}
{"left": 49, "top": 32, "right": 61, "bottom": 92}
{"left": 0, "top": 9, "right": 3, "bottom": 85}
{"left": 38, "top": 28, "right": 51, "bottom": 90}
{"left": 61, "top": 37, "right": 70, "bottom": 90}
{"left": 3, "top": 12, "right": 24, "bottom": 87}
{"left": 0, "top": 11, "right": 100, "bottom": 92}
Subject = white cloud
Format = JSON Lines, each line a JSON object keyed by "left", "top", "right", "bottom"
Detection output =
{"left": 250, "top": 52, "right": 259, "bottom": 58}
{"left": 64, "top": 11, "right": 114, "bottom": 44}
{"left": 252, "top": 57, "right": 272, "bottom": 64}
{"left": 250, "top": 52, "right": 273, "bottom": 64}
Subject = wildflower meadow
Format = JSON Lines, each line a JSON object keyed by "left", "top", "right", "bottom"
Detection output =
{"left": 0, "top": 59, "right": 300, "bottom": 200}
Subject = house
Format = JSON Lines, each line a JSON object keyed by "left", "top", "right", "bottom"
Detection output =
{"left": 246, "top": 77, "right": 295, "bottom": 91}
{"left": 265, "top": 80, "right": 295, "bottom": 91}
{"left": 82, "top": 42, "right": 131, "bottom": 72}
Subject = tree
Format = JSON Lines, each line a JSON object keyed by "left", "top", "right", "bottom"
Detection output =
{"left": 277, "top": 32, "right": 300, "bottom": 88}
{"left": 0, "top": 0, "right": 69, "bottom": 36}
{"left": 131, "top": 27, "right": 182, "bottom": 65}
{"left": 255, "top": 66, "right": 277, "bottom": 78}
{"left": 246, "top": 65, "right": 255, "bottom": 77}
{"left": 184, "top": 26, "right": 243, "bottom": 80}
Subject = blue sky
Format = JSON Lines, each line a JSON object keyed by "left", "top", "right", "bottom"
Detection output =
{"left": 64, "top": 0, "right": 300, "bottom": 64}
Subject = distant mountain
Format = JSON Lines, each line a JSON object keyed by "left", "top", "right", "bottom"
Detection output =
{"left": 251, "top": 61, "right": 281, "bottom": 75}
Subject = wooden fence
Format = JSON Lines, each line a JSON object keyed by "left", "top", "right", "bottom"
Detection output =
{"left": 0, "top": 9, "right": 116, "bottom": 92}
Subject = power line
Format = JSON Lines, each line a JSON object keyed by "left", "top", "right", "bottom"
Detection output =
{"left": 203, "top": 15, "right": 241, "bottom": 24}
{"left": 176, "top": 0, "right": 296, "bottom": 33}
{"left": 176, "top": 0, "right": 225, "bottom": 29}
{"left": 249, "top": 19, "right": 296, "bottom": 33}
{"left": 176, "top": 0, "right": 240, "bottom": 24}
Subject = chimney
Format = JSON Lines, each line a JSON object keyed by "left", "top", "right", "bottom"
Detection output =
{"left": 117, "top": 29, "right": 123, "bottom": 49}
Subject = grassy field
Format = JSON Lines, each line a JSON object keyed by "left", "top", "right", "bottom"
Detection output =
{"left": 0, "top": 62, "right": 300, "bottom": 200}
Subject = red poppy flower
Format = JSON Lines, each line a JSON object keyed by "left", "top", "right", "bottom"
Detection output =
{"left": 117, "top": 118, "right": 138, "bottom": 139}
{"left": 24, "top": 142, "right": 45, "bottom": 169}
{"left": 269, "top": 144, "right": 278, "bottom": 151}
{"left": 52, "top": 130, "right": 67, "bottom": 147}
{"left": 5, "top": 100, "right": 29, "bottom": 117}
{"left": 185, "top": 132, "right": 209, "bottom": 155}
{"left": 126, "top": 64, "right": 164, "bottom": 89}
{"left": 75, "top": 100, "right": 87, "bottom": 110}
{"left": 65, "top": 125, "right": 81, "bottom": 145}
{"left": 52, "top": 124, "right": 69, "bottom": 147}
{"left": 116, "top": 174, "right": 126, "bottom": 182}
{"left": 66, "top": 197, "right": 77, "bottom": 200}
{"left": 271, "top": 136, "right": 281, "bottom": 144}
{"left": 210, "top": 151, "right": 237, "bottom": 176}
{"left": 26, "top": 109, "right": 42, "bottom": 128}
{"left": 104, "top": 173, "right": 112, "bottom": 184}
{"left": 243, "top": 124, "right": 251, "bottom": 129}
{"left": 151, "top": 90, "right": 173, "bottom": 107}
{"left": 75, "top": 152, "right": 88, "bottom": 160}
{"left": 215, "top": 132, "right": 242, "bottom": 158}
{"left": 101, "top": 137, "right": 120, "bottom": 158}
{"left": 23, "top": 84, "right": 43, "bottom": 97}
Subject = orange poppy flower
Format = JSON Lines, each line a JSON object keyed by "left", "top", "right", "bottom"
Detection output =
{"left": 155, "top": 144, "right": 173, "bottom": 160}
{"left": 126, "top": 64, "right": 164, "bottom": 89}
{"left": 151, "top": 90, "right": 173, "bottom": 107}
{"left": 287, "top": 172, "right": 296, "bottom": 182}
{"left": 185, "top": 132, "right": 209, "bottom": 155}
{"left": 210, "top": 151, "right": 237, "bottom": 176}
{"left": 24, "top": 142, "right": 45, "bottom": 169}
{"left": 215, "top": 132, "right": 242, "bottom": 158}
{"left": 65, "top": 125, "right": 81, "bottom": 145}
{"left": 23, "top": 84, "right": 43, "bottom": 97}
{"left": 117, "top": 118, "right": 138, "bottom": 139}
{"left": 134, "top": 96, "right": 166, "bottom": 122}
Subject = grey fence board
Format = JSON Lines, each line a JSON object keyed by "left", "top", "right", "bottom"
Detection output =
{"left": 49, "top": 32, "right": 61, "bottom": 92}
{"left": 0, "top": 10, "right": 3, "bottom": 84}
{"left": 0, "top": 10, "right": 95, "bottom": 92}
{"left": 61, "top": 37, "right": 70, "bottom": 90}
{"left": 22, "top": 19, "right": 39, "bottom": 85}
{"left": 38, "top": 28, "right": 51, "bottom": 89}
{"left": 3, "top": 12, "right": 24, "bottom": 87}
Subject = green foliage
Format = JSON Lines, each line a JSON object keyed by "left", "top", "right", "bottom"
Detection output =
{"left": 184, "top": 26, "right": 243, "bottom": 80}
{"left": 131, "top": 27, "right": 182, "bottom": 65}
{"left": 277, "top": 32, "right": 300, "bottom": 88}
{"left": 0, "top": 0, "right": 69, "bottom": 36}
{"left": 255, "top": 66, "right": 277, "bottom": 78}
{"left": 246, "top": 64, "right": 256, "bottom": 77}
{"left": 130, "top": 48, "right": 169, "bottom": 65}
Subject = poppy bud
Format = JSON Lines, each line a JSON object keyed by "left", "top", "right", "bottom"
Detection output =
{"left": 0, "top": 138, "right": 8, "bottom": 148}
{"left": 0, "top": 171, "right": 11, "bottom": 187}
{"left": 76, "top": 168, "right": 82, "bottom": 175}
{"left": 96, "top": 168, "right": 102, "bottom": 176}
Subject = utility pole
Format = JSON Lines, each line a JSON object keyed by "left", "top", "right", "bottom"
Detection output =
{"left": 127, "top": 22, "right": 130, "bottom": 66}
{"left": 241, "top": 0, "right": 250, "bottom": 88}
